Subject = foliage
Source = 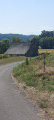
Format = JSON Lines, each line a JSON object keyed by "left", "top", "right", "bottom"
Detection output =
{"left": 40, "top": 30, "right": 54, "bottom": 37}
{"left": 0, "top": 54, "right": 10, "bottom": 59}
{"left": 34, "top": 36, "right": 40, "bottom": 46}
{"left": 39, "top": 37, "right": 54, "bottom": 49}
{"left": 26, "top": 39, "right": 30, "bottom": 42}
{"left": 0, "top": 31, "right": 54, "bottom": 49}
{"left": 0, "top": 39, "right": 10, "bottom": 54}
{"left": 0, "top": 34, "right": 35, "bottom": 41}
{"left": 12, "top": 36, "right": 21, "bottom": 43}
{"left": 39, "top": 30, "right": 54, "bottom": 49}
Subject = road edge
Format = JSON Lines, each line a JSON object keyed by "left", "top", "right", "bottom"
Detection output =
{"left": 11, "top": 73, "right": 47, "bottom": 120}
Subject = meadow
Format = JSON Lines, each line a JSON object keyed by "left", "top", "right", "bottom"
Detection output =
{"left": 38, "top": 49, "right": 54, "bottom": 54}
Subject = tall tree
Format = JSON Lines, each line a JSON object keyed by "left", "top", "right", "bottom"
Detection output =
{"left": 0, "top": 39, "right": 10, "bottom": 54}
{"left": 12, "top": 36, "right": 21, "bottom": 43}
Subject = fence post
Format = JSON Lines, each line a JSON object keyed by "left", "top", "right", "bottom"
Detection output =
{"left": 26, "top": 57, "right": 29, "bottom": 65}
{"left": 44, "top": 53, "right": 45, "bottom": 72}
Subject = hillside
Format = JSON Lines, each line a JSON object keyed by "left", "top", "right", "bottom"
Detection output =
{"left": 0, "top": 34, "right": 36, "bottom": 41}
{"left": 13, "top": 53, "right": 54, "bottom": 120}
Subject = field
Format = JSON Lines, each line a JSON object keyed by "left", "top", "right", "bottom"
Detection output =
{"left": 0, "top": 55, "right": 25, "bottom": 65}
{"left": 38, "top": 49, "right": 54, "bottom": 54}
{"left": 13, "top": 53, "right": 54, "bottom": 120}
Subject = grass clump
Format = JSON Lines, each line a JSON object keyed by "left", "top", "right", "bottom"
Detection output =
{"left": 0, "top": 54, "right": 10, "bottom": 59}
{"left": 23, "top": 86, "right": 27, "bottom": 90}
{"left": 39, "top": 101, "right": 48, "bottom": 109}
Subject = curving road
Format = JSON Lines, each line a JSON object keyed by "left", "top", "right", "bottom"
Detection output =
{"left": 0, "top": 62, "right": 43, "bottom": 120}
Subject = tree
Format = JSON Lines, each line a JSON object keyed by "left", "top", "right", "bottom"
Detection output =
{"left": 39, "top": 37, "right": 54, "bottom": 49}
{"left": 12, "top": 36, "right": 21, "bottom": 43}
{"left": 0, "top": 39, "right": 10, "bottom": 54}
{"left": 40, "top": 30, "right": 54, "bottom": 38}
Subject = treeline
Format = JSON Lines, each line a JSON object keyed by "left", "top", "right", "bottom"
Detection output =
{"left": 40, "top": 30, "right": 54, "bottom": 38}
{"left": 0, "top": 36, "right": 22, "bottom": 54}
{"left": 11, "top": 31, "right": 54, "bottom": 49}
{"left": 0, "top": 30, "right": 54, "bottom": 54}
{"left": 0, "top": 34, "right": 35, "bottom": 41}
{"left": 39, "top": 37, "right": 54, "bottom": 49}
{"left": 11, "top": 36, "right": 21, "bottom": 43}
{"left": 39, "top": 30, "right": 54, "bottom": 49}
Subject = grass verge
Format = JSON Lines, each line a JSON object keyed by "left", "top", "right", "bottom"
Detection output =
{"left": 13, "top": 53, "right": 54, "bottom": 120}
{"left": 0, "top": 56, "right": 25, "bottom": 65}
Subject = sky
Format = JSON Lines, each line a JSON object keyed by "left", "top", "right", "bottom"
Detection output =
{"left": 0, "top": 0, "right": 54, "bottom": 35}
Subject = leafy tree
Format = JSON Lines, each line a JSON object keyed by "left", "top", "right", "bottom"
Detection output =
{"left": 0, "top": 39, "right": 10, "bottom": 54}
{"left": 39, "top": 37, "right": 54, "bottom": 49}
{"left": 12, "top": 36, "right": 21, "bottom": 43}
{"left": 26, "top": 39, "right": 30, "bottom": 42}
{"left": 40, "top": 30, "right": 54, "bottom": 38}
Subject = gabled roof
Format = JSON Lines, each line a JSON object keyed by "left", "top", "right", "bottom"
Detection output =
{"left": 5, "top": 42, "right": 31, "bottom": 55}
{"left": 5, "top": 38, "right": 38, "bottom": 57}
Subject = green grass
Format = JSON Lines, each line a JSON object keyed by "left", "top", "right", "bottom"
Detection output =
{"left": 13, "top": 53, "right": 54, "bottom": 119}
{"left": 13, "top": 53, "right": 54, "bottom": 92}
{"left": 0, "top": 56, "right": 25, "bottom": 65}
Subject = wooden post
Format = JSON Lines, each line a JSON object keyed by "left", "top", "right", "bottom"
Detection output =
{"left": 26, "top": 57, "right": 29, "bottom": 65}
{"left": 44, "top": 54, "right": 45, "bottom": 72}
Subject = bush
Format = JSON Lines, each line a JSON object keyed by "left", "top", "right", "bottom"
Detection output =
{"left": 0, "top": 54, "right": 10, "bottom": 59}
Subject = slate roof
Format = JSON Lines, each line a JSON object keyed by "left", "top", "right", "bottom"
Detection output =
{"left": 5, "top": 42, "right": 31, "bottom": 55}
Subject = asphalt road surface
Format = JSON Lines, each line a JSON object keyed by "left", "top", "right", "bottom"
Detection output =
{"left": 0, "top": 62, "right": 43, "bottom": 120}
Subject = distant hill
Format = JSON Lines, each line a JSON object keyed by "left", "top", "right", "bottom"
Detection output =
{"left": 0, "top": 34, "right": 36, "bottom": 41}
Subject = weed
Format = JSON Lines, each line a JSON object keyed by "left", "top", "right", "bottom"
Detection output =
{"left": 48, "top": 86, "right": 54, "bottom": 92}
{"left": 42, "top": 75, "right": 46, "bottom": 80}
{"left": 23, "top": 86, "right": 27, "bottom": 89}
{"left": 39, "top": 102, "right": 48, "bottom": 109}
{"left": 39, "top": 100, "right": 48, "bottom": 109}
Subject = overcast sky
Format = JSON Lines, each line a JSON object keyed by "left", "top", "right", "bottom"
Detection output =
{"left": 0, "top": 0, "right": 54, "bottom": 35}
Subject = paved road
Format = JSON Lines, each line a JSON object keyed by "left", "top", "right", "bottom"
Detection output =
{"left": 0, "top": 62, "right": 42, "bottom": 120}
